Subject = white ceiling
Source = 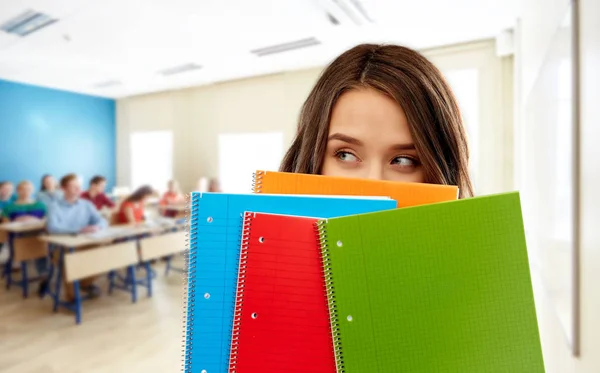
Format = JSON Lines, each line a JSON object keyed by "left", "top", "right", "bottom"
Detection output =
{"left": 0, "top": 0, "right": 519, "bottom": 98}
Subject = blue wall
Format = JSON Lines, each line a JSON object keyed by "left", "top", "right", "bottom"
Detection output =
{"left": 0, "top": 79, "right": 116, "bottom": 191}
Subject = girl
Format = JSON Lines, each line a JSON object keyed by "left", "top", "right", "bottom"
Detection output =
{"left": 116, "top": 185, "right": 155, "bottom": 224}
{"left": 280, "top": 44, "right": 473, "bottom": 198}
{"left": 159, "top": 180, "right": 184, "bottom": 217}
{"left": 36, "top": 174, "right": 62, "bottom": 207}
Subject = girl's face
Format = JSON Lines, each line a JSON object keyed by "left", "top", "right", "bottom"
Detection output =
{"left": 321, "top": 88, "right": 425, "bottom": 183}
{"left": 17, "top": 183, "right": 33, "bottom": 200}
{"left": 44, "top": 176, "right": 56, "bottom": 190}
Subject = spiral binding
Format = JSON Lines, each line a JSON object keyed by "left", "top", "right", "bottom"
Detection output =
{"left": 182, "top": 192, "right": 198, "bottom": 373}
{"left": 251, "top": 171, "right": 264, "bottom": 193}
{"left": 228, "top": 211, "right": 253, "bottom": 372}
{"left": 316, "top": 219, "right": 345, "bottom": 373}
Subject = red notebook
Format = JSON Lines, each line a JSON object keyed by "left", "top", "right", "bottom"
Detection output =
{"left": 229, "top": 212, "right": 335, "bottom": 373}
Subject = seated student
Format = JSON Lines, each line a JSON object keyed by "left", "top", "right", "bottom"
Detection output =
{"left": 36, "top": 174, "right": 63, "bottom": 207}
{"left": 208, "top": 178, "right": 221, "bottom": 192}
{"left": 46, "top": 174, "right": 108, "bottom": 300}
{"left": 116, "top": 185, "right": 154, "bottom": 224}
{"left": 80, "top": 175, "right": 115, "bottom": 211}
{"left": 0, "top": 181, "right": 16, "bottom": 218}
{"left": 3, "top": 181, "right": 48, "bottom": 296}
{"left": 159, "top": 180, "right": 184, "bottom": 217}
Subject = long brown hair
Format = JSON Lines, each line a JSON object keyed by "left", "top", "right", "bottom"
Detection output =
{"left": 280, "top": 44, "right": 473, "bottom": 198}
{"left": 124, "top": 185, "right": 154, "bottom": 203}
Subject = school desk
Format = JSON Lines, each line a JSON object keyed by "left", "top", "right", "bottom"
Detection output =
{"left": 0, "top": 220, "right": 46, "bottom": 297}
{"left": 40, "top": 221, "right": 186, "bottom": 323}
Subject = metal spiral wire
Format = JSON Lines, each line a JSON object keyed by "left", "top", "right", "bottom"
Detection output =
{"left": 251, "top": 171, "right": 264, "bottom": 193}
{"left": 182, "top": 192, "right": 198, "bottom": 373}
{"left": 316, "top": 219, "right": 345, "bottom": 373}
{"left": 228, "top": 211, "right": 253, "bottom": 372}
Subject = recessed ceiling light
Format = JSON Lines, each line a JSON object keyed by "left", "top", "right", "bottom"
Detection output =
{"left": 250, "top": 37, "right": 321, "bottom": 57}
{"left": 0, "top": 9, "right": 58, "bottom": 37}
{"left": 93, "top": 80, "right": 122, "bottom": 88}
{"left": 157, "top": 63, "right": 203, "bottom": 76}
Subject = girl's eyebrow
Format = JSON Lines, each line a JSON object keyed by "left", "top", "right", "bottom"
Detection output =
{"left": 328, "top": 133, "right": 363, "bottom": 146}
{"left": 328, "top": 132, "right": 415, "bottom": 151}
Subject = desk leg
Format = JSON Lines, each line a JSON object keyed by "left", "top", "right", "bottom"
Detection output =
{"left": 73, "top": 280, "right": 82, "bottom": 324}
{"left": 44, "top": 244, "right": 55, "bottom": 298}
{"left": 52, "top": 248, "right": 64, "bottom": 312}
{"left": 128, "top": 266, "right": 137, "bottom": 303}
{"left": 165, "top": 255, "right": 172, "bottom": 276}
{"left": 145, "top": 261, "right": 152, "bottom": 297}
{"left": 20, "top": 261, "right": 28, "bottom": 298}
{"left": 5, "top": 232, "right": 14, "bottom": 290}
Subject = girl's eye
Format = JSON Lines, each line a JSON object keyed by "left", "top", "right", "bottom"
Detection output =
{"left": 392, "top": 156, "right": 419, "bottom": 168}
{"left": 336, "top": 151, "right": 359, "bottom": 163}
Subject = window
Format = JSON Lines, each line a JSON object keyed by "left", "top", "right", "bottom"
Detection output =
{"left": 218, "top": 132, "right": 284, "bottom": 193}
{"left": 443, "top": 68, "right": 480, "bottom": 189}
{"left": 130, "top": 131, "right": 173, "bottom": 193}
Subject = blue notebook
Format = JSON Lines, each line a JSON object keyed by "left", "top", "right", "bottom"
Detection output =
{"left": 184, "top": 192, "right": 396, "bottom": 373}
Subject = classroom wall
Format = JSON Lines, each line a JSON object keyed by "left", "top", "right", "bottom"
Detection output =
{"left": 116, "top": 68, "right": 322, "bottom": 192}
{"left": 0, "top": 79, "right": 116, "bottom": 190}
{"left": 517, "top": 0, "right": 600, "bottom": 371}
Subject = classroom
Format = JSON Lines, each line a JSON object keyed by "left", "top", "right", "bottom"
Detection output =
{"left": 0, "top": 0, "right": 599, "bottom": 372}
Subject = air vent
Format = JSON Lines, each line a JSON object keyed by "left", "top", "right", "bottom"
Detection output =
{"left": 250, "top": 37, "right": 321, "bottom": 57}
{"left": 314, "top": 0, "right": 373, "bottom": 25}
{"left": 0, "top": 9, "right": 58, "bottom": 37}
{"left": 93, "top": 80, "right": 122, "bottom": 88}
{"left": 158, "top": 63, "right": 202, "bottom": 76}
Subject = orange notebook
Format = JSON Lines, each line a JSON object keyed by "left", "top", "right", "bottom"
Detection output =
{"left": 253, "top": 170, "right": 459, "bottom": 207}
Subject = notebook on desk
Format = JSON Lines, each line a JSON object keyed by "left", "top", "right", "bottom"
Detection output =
{"left": 316, "top": 192, "right": 545, "bottom": 372}
{"left": 184, "top": 192, "right": 396, "bottom": 373}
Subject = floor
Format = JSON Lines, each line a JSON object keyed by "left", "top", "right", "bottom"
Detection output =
{"left": 0, "top": 262, "right": 185, "bottom": 373}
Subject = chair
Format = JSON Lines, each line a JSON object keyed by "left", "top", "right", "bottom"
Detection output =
{"left": 138, "top": 231, "right": 186, "bottom": 297}
{"left": 63, "top": 241, "right": 139, "bottom": 324}
{"left": 10, "top": 236, "right": 47, "bottom": 298}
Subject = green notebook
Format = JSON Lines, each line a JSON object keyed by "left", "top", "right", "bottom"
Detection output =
{"left": 317, "top": 192, "right": 545, "bottom": 372}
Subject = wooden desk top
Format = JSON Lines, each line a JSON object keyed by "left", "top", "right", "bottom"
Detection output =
{"left": 158, "top": 204, "right": 187, "bottom": 212}
{"left": 40, "top": 220, "right": 185, "bottom": 248}
{"left": 0, "top": 220, "right": 45, "bottom": 233}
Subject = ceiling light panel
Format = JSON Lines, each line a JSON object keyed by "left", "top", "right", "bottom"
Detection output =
{"left": 0, "top": 9, "right": 58, "bottom": 37}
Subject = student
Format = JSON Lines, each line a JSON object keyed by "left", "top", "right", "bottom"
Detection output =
{"left": 0, "top": 181, "right": 16, "bottom": 217}
{"left": 116, "top": 185, "right": 154, "bottom": 224}
{"left": 46, "top": 174, "right": 108, "bottom": 299}
{"left": 159, "top": 180, "right": 184, "bottom": 217}
{"left": 279, "top": 44, "right": 473, "bottom": 198}
{"left": 47, "top": 174, "right": 108, "bottom": 234}
{"left": 2, "top": 181, "right": 48, "bottom": 296}
{"left": 81, "top": 175, "right": 115, "bottom": 211}
{"left": 208, "top": 178, "right": 221, "bottom": 193}
{"left": 36, "top": 174, "right": 63, "bottom": 207}
{"left": 2, "top": 181, "right": 46, "bottom": 222}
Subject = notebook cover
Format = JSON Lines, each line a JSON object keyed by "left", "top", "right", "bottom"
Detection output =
{"left": 229, "top": 212, "right": 334, "bottom": 373}
{"left": 184, "top": 192, "right": 396, "bottom": 373}
{"left": 317, "top": 192, "right": 545, "bottom": 372}
{"left": 253, "top": 170, "right": 459, "bottom": 207}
